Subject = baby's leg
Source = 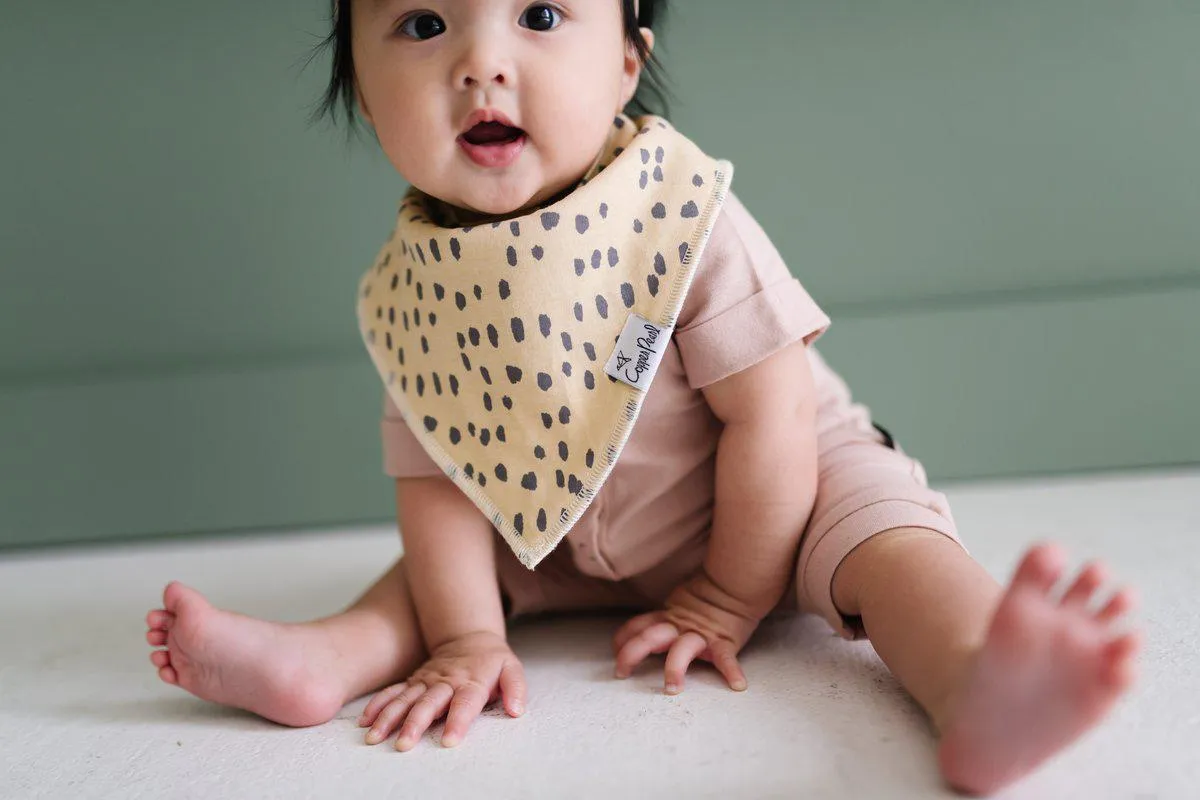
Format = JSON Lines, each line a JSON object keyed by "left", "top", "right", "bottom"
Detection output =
{"left": 832, "top": 531, "right": 1138, "bottom": 796}
{"left": 145, "top": 558, "right": 424, "bottom": 727}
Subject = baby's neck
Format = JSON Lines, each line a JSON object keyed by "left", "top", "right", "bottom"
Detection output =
{"left": 423, "top": 182, "right": 578, "bottom": 229}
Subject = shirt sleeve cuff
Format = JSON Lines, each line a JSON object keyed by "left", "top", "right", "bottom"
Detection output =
{"left": 674, "top": 278, "right": 831, "bottom": 389}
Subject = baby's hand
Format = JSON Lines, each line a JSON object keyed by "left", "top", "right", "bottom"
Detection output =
{"left": 612, "top": 572, "right": 760, "bottom": 695}
{"left": 358, "top": 631, "right": 525, "bottom": 751}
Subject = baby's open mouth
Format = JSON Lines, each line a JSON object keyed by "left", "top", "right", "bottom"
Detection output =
{"left": 458, "top": 122, "right": 527, "bottom": 168}
{"left": 461, "top": 122, "right": 525, "bottom": 146}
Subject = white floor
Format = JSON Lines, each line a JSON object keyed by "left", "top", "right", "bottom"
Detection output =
{"left": 1, "top": 469, "right": 1198, "bottom": 800}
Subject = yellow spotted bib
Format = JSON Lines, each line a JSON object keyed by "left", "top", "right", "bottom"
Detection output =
{"left": 356, "top": 115, "right": 732, "bottom": 569}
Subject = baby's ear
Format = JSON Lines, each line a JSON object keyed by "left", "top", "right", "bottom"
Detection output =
{"left": 639, "top": 27, "right": 656, "bottom": 54}
{"left": 619, "top": 27, "right": 656, "bottom": 108}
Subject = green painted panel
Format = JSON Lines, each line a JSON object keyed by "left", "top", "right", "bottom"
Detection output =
{"left": 2, "top": 1, "right": 1198, "bottom": 548}
{"left": 2, "top": 1, "right": 1198, "bottom": 378}
{"left": 2, "top": 288, "right": 1196, "bottom": 549}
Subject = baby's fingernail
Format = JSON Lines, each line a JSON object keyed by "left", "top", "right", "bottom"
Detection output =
{"left": 664, "top": 683, "right": 679, "bottom": 695}
{"left": 441, "top": 734, "right": 460, "bottom": 748}
{"left": 510, "top": 701, "right": 524, "bottom": 716}
{"left": 732, "top": 681, "right": 748, "bottom": 692}
{"left": 365, "top": 730, "right": 381, "bottom": 745}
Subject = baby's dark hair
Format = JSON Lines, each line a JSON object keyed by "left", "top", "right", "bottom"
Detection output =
{"left": 309, "top": 0, "right": 669, "bottom": 137}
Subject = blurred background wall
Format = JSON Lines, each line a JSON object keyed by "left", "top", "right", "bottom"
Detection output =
{"left": 2, "top": 0, "right": 1197, "bottom": 549}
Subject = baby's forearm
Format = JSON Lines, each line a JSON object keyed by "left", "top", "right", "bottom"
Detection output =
{"left": 702, "top": 416, "right": 818, "bottom": 620}
{"left": 394, "top": 477, "right": 507, "bottom": 651}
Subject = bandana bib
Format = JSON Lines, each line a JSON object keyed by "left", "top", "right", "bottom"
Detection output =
{"left": 357, "top": 115, "right": 732, "bottom": 569}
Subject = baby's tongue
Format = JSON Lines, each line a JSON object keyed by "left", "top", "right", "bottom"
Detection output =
{"left": 464, "top": 122, "right": 522, "bottom": 145}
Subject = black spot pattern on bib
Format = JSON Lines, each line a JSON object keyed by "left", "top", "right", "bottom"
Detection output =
{"left": 495, "top": 464, "right": 508, "bottom": 482}
{"left": 521, "top": 472, "right": 538, "bottom": 491}
{"left": 539, "top": 315, "right": 552, "bottom": 338}
{"left": 541, "top": 212, "right": 560, "bottom": 230}
{"left": 576, "top": 215, "right": 589, "bottom": 234}
{"left": 506, "top": 366, "right": 523, "bottom": 384}
{"left": 423, "top": 416, "right": 438, "bottom": 432}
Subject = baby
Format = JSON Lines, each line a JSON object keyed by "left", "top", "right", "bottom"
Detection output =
{"left": 144, "top": 1, "right": 1140, "bottom": 794}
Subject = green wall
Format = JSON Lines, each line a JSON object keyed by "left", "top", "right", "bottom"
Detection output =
{"left": 2, "top": 1, "right": 1197, "bottom": 549}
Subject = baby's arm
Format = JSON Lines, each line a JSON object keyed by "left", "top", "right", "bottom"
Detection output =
{"left": 396, "top": 476, "right": 506, "bottom": 649}
{"left": 360, "top": 476, "right": 526, "bottom": 750}
{"left": 614, "top": 340, "right": 819, "bottom": 691}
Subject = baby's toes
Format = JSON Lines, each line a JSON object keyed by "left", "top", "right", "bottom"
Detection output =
{"left": 1060, "top": 561, "right": 1108, "bottom": 610}
{"left": 146, "top": 609, "right": 174, "bottom": 630}
{"left": 1100, "top": 632, "right": 1140, "bottom": 690}
{"left": 1012, "top": 543, "right": 1067, "bottom": 596}
{"left": 1096, "top": 587, "right": 1137, "bottom": 624}
{"left": 147, "top": 629, "right": 168, "bottom": 646}
{"left": 150, "top": 649, "right": 172, "bottom": 669}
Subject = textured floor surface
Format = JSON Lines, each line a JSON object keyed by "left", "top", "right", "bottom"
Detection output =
{"left": 1, "top": 468, "right": 1197, "bottom": 799}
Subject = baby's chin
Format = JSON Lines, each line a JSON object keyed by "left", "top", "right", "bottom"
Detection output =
{"left": 431, "top": 169, "right": 584, "bottom": 224}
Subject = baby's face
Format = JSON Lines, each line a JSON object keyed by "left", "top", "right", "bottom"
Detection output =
{"left": 353, "top": 0, "right": 645, "bottom": 218}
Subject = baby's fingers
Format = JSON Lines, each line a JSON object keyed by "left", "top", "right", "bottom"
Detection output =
{"left": 365, "top": 682, "right": 426, "bottom": 745}
{"left": 663, "top": 632, "right": 707, "bottom": 695}
{"left": 440, "top": 682, "right": 490, "bottom": 748}
{"left": 615, "top": 621, "right": 678, "bottom": 679}
{"left": 710, "top": 641, "right": 748, "bottom": 692}
{"left": 612, "top": 611, "right": 667, "bottom": 655}
{"left": 396, "top": 682, "right": 454, "bottom": 752}
{"left": 499, "top": 658, "right": 527, "bottom": 717}
{"left": 360, "top": 683, "right": 409, "bottom": 727}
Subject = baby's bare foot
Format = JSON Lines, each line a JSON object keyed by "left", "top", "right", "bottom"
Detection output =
{"left": 937, "top": 544, "right": 1139, "bottom": 796}
{"left": 145, "top": 582, "right": 346, "bottom": 727}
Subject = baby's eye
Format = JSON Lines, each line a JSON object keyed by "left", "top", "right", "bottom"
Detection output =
{"left": 520, "top": 4, "right": 563, "bottom": 32}
{"left": 398, "top": 12, "right": 447, "bottom": 41}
